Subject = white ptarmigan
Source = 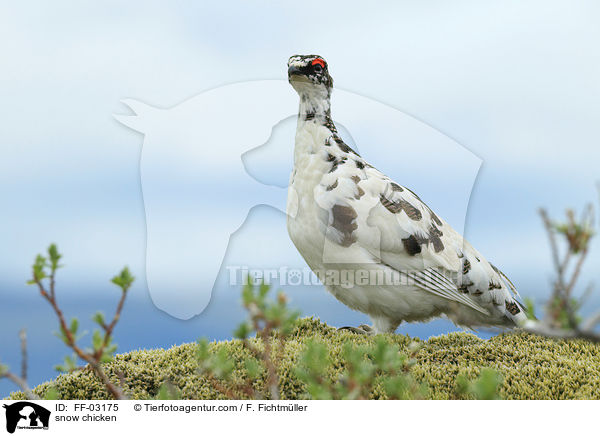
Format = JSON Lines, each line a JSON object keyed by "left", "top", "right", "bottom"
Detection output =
{"left": 286, "top": 54, "right": 527, "bottom": 334}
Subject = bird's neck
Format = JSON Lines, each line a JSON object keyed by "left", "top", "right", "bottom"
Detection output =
{"left": 296, "top": 93, "right": 338, "bottom": 135}
{"left": 294, "top": 95, "right": 337, "bottom": 157}
{"left": 298, "top": 94, "right": 332, "bottom": 122}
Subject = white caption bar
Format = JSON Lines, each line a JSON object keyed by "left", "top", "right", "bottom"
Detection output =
{"left": 0, "top": 400, "right": 592, "bottom": 436}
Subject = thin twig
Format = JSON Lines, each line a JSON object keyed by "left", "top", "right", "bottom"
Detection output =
{"left": 0, "top": 329, "right": 38, "bottom": 400}
{"left": 35, "top": 276, "right": 126, "bottom": 399}
{"left": 2, "top": 372, "right": 40, "bottom": 400}
{"left": 19, "top": 329, "right": 27, "bottom": 382}
{"left": 105, "top": 290, "right": 128, "bottom": 338}
{"left": 257, "top": 324, "right": 279, "bottom": 400}
{"left": 565, "top": 248, "right": 588, "bottom": 296}
{"left": 581, "top": 310, "right": 600, "bottom": 332}
{"left": 540, "top": 209, "right": 563, "bottom": 287}
{"left": 523, "top": 321, "right": 600, "bottom": 343}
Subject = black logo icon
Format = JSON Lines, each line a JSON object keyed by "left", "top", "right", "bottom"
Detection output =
{"left": 3, "top": 402, "right": 51, "bottom": 434}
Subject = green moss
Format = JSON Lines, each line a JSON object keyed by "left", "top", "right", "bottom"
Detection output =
{"left": 7, "top": 317, "right": 600, "bottom": 400}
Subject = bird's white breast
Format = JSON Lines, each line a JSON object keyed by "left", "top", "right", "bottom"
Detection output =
{"left": 286, "top": 121, "right": 331, "bottom": 268}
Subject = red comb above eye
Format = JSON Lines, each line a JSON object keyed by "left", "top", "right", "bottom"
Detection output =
{"left": 312, "top": 58, "right": 325, "bottom": 68}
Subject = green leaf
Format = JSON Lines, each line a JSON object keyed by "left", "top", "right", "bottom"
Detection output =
{"left": 53, "top": 327, "right": 70, "bottom": 345}
{"left": 233, "top": 322, "right": 252, "bottom": 340}
{"left": 69, "top": 317, "right": 79, "bottom": 335}
{"left": 242, "top": 278, "right": 254, "bottom": 306}
{"left": 31, "top": 254, "right": 48, "bottom": 282}
{"left": 111, "top": 267, "right": 135, "bottom": 292}
{"left": 524, "top": 297, "right": 537, "bottom": 321}
{"left": 196, "top": 338, "right": 210, "bottom": 362}
{"left": 211, "top": 348, "right": 234, "bottom": 379}
{"left": 92, "top": 329, "right": 103, "bottom": 351}
{"left": 54, "top": 354, "right": 78, "bottom": 373}
{"left": 244, "top": 358, "right": 261, "bottom": 380}
{"left": 47, "top": 244, "right": 62, "bottom": 271}
{"left": 471, "top": 368, "right": 502, "bottom": 400}
{"left": 92, "top": 311, "right": 105, "bottom": 326}
{"left": 456, "top": 368, "right": 502, "bottom": 400}
{"left": 259, "top": 282, "right": 270, "bottom": 298}
{"left": 100, "top": 345, "right": 117, "bottom": 363}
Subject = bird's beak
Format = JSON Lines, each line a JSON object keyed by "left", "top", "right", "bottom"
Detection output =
{"left": 287, "top": 65, "right": 304, "bottom": 77}
{"left": 288, "top": 65, "right": 311, "bottom": 84}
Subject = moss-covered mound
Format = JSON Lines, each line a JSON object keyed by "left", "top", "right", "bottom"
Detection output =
{"left": 8, "top": 317, "right": 600, "bottom": 400}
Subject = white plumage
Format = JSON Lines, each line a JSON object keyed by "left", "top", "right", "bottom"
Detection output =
{"left": 286, "top": 54, "right": 527, "bottom": 334}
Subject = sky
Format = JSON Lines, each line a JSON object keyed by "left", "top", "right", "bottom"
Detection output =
{"left": 1, "top": 0, "right": 600, "bottom": 397}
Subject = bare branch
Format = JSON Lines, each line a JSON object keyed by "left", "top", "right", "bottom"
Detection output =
{"left": 1, "top": 371, "right": 40, "bottom": 400}
{"left": 19, "top": 329, "right": 27, "bottom": 382}
{"left": 0, "top": 328, "right": 38, "bottom": 400}
{"left": 539, "top": 209, "right": 563, "bottom": 285}
{"left": 581, "top": 310, "right": 600, "bottom": 332}
{"left": 523, "top": 321, "right": 600, "bottom": 343}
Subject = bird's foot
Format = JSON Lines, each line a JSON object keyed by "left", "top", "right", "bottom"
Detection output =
{"left": 338, "top": 324, "right": 375, "bottom": 335}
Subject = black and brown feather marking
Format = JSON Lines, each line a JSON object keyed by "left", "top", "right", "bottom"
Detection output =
{"left": 399, "top": 200, "right": 423, "bottom": 221}
{"left": 355, "top": 160, "right": 365, "bottom": 170}
{"left": 429, "top": 224, "right": 443, "bottom": 237}
{"left": 428, "top": 229, "right": 444, "bottom": 253}
{"left": 324, "top": 117, "right": 337, "bottom": 134}
{"left": 355, "top": 186, "right": 365, "bottom": 199}
{"left": 379, "top": 194, "right": 422, "bottom": 221}
{"left": 351, "top": 175, "right": 361, "bottom": 184}
{"left": 462, "top": 259, "right": 471, "bottom": 275}
{"left": 333, "top": 135, "right": 359, "bottom": 156}
{"left": 404, "top": 186, "right": 443, "bottom": 227}
{"left": 328, "top": 156, "right": 347, "bottom": 174}
{"left": 505, "top": 300, "right": 521, "bottom": 315}
{"left": 402, "top": 235, "right": 422, "bottom": 256}
{"left": 326, "top": 180, "right": 338, "bottom": 191}
{"left": 380, "top": 192, "right": 446, "bottom": 254}
{"left": 488, "top": 282, "right": 502, "bottom": 290}
{"left": 429, "top": 211, "right": 443, "bottom": 227}
{"left": 491, "top": 263, "right": 518, "bottom": 294}
{"left": 329, "top": 160, "right": 339, "bottom": 173}
{"left": 380, "top": 194, "right": 403, "bottom": 214}
{"left": 390, "top": 183, "right": 404, "bottom": 192}
{"left": 380, "top": 194, "right": 447, "bottom": 254}
{"left": 458, "top": 278, "right": 474, "bottom": 294}
{"left": 331, "top": 204, "right": 358, "bottom": 247}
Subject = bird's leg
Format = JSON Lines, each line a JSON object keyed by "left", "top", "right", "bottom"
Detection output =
{"left": 338, "top": 324, "right": 374, "bottom": 335}
{"left": 338, "top": 317, "right": 399, "bottom": 335}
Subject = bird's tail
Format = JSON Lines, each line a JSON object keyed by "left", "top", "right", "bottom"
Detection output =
{"left": 491, "top": 263, "right": 533, "bottom": 325}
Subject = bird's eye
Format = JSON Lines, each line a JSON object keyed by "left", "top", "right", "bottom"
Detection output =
{"left": 311, "top": 58, "right": 326, "bottom": 73}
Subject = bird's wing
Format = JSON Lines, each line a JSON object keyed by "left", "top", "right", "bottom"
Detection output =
{"left": 314, "top": 160, "right": 523, "bottom": 319}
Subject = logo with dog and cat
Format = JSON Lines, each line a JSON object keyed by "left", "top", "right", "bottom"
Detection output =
{"left": 2, "top": 402, "right": 51, "bottom": 433}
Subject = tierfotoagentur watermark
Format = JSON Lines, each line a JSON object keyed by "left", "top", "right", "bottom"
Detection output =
{"left": 227, "top": 265, "right": 460, "bottom": 289}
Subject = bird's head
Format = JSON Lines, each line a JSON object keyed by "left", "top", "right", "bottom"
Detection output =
{"left": 287, "top": 54, "right": 333, "bottom": 100}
